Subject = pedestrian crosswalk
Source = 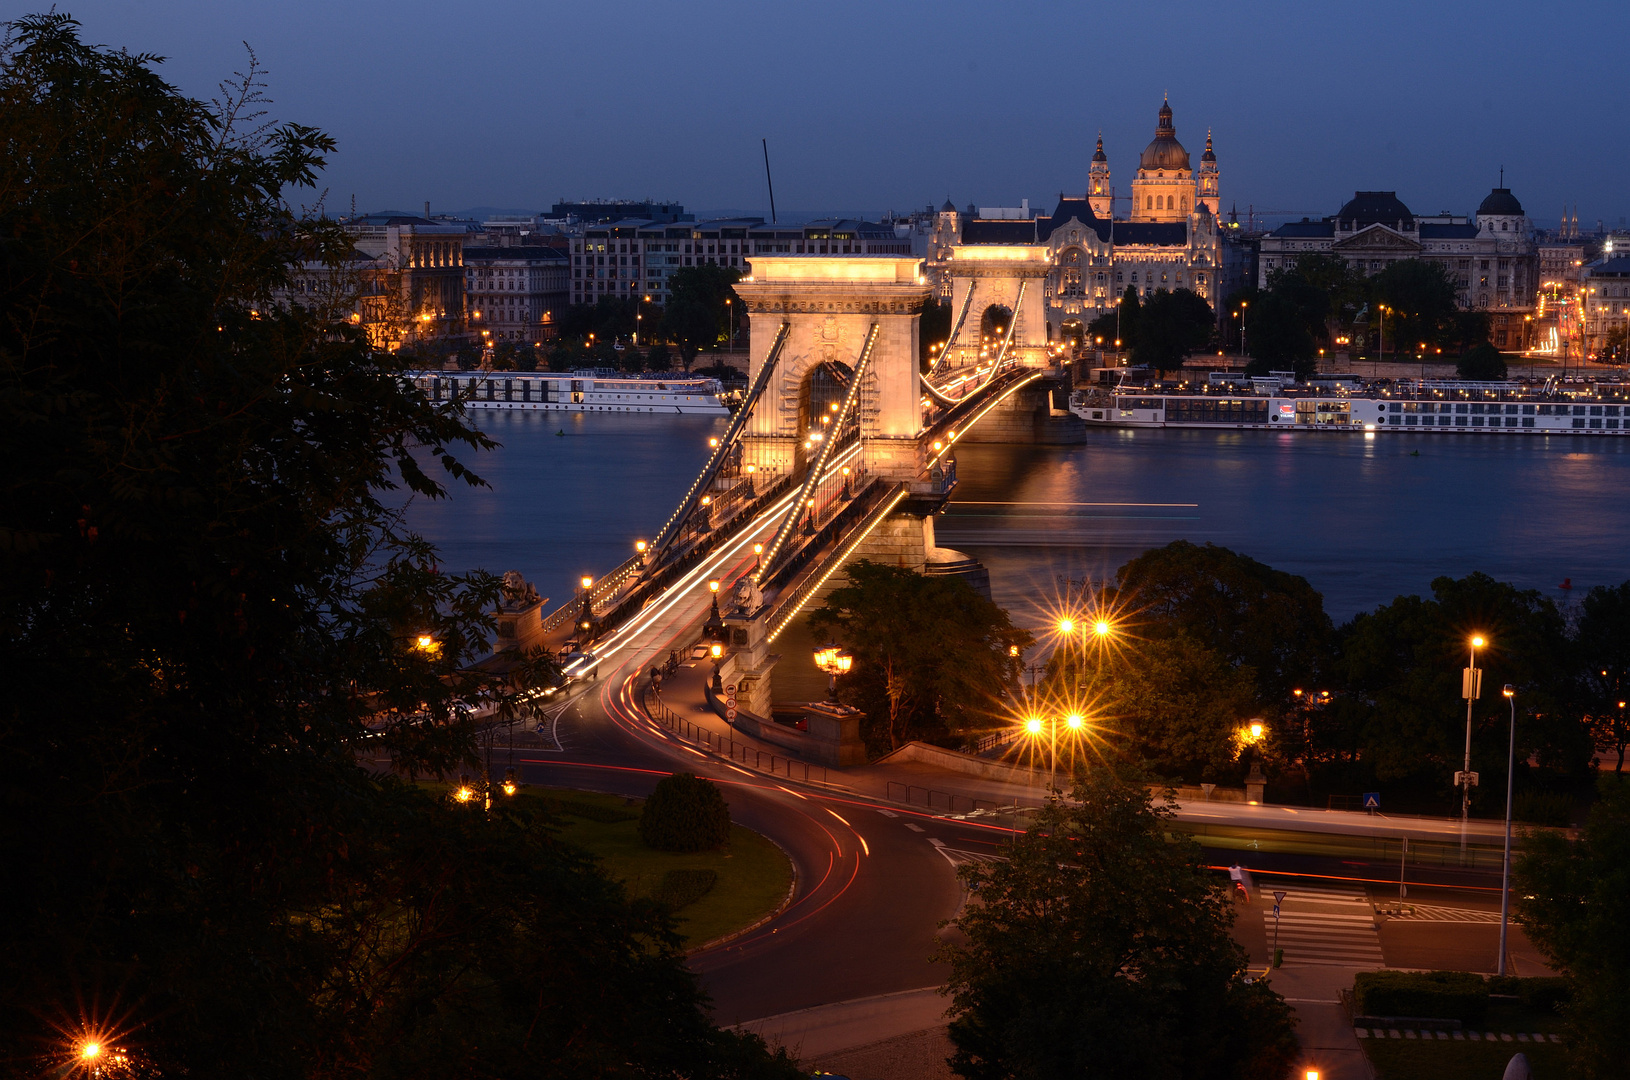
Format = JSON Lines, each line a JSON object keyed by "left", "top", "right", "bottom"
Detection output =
{"left": 1388, "top": 904, "right": 1503, "bottom": 924}
{"left": 1261, "top": 881, "right": 1385, "bottom": 967}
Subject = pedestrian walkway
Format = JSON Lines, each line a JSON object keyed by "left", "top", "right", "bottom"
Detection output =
{"left": 1262, "top": 881, "right": 1384, "bottom": 968}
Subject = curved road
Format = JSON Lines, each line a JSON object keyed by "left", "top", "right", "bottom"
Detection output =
{"left": 514, "top": 589, "right": 1009, "bottom": 1025}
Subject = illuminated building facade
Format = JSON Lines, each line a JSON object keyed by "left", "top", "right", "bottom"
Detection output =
{"left": 1257, "top": 188, "right": 1539, "bottom": 347}
{"left": 931, "top": 99, "right": 1224, "bottom": 338}
{"left": 464, "top": 247, "right": 569, "bottom": 344}
{"left": 343, "top": 214, "right": 468, "bottom": 345}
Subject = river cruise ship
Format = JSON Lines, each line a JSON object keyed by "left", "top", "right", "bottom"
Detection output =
{"left": 408, "top": 370, "right": 730, "bottom": 415}
{"left": 1070, "top": 380, "right": 1630, "bottom": 436}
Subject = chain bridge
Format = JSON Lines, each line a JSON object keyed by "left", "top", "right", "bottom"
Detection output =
{"left": 505, "top": 253, "right": 1080, "bottom": 722}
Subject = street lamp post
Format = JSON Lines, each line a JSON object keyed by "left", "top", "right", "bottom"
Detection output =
{"left": 1238, "top": 300, "right": 1248, "bottom": 363}
{"left": 813, "top": 642, "right": 852, "bottom": 700}
{"left": 1460, "top": 635, "right": 1486, "bottom": 858}
{"left": 1498, "top": 683, "right": 1517, "bottom": 976}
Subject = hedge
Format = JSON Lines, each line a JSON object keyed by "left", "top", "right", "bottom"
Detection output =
{"left": 1487, "top": 975, "right": 1570, "bottom": 1015}
{"left": 1354, "top": 970, "right": 1489, "bottom": 1026}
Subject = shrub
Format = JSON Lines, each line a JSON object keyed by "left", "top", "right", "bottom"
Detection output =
{"left": 1354, "top": 970, "right": 1488, "bottom": 1026}
{"left": 1488, "top": 975, "right": 1571, "bottom": 1015}
{"left": 1457, "top": 342, "right": 1508, "bottom": 381}
{"left": 1514, "top": 790, "right": 1574, "bottom": 827}
{"left": 638, "top": 773, "right": 732, "bottom": 852}
{"left": 650, "top": 869, "right": 719, "bottom": 911}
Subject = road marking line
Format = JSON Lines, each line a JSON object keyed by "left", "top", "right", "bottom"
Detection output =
{"left": 928, "top": 838, "right": 946, "bottom": 848}
{"left": 905, "top": 823, "right": 925, "bottom": 833}
{"left": 875, "top": 809, "right": 899, "bottom": 818}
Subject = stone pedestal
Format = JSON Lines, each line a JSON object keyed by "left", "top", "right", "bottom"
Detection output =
{"left": 802, "top": 700, "right": 868, "bottom": 766}
{"left": 721, "top": 609, "right": 778, "bottom": 719}
{"left": 1245, "top": 763, "right": 1266, "bottom": 805}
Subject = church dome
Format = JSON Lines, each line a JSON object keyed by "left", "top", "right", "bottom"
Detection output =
{"left": 1138, "top": 99, "right": 1190, "bottom": 172}
{"left": 940, "top": 199, "right": 956, "bottom": 212}
{"left": 1092, "top": 133, "right": 1107, "bottom": 164}
{"left": 1477, "top": 187, "right": 1524, "bottom": 216}
{"left": 1200, "top": 130, "right": 1215, "bottom": 164}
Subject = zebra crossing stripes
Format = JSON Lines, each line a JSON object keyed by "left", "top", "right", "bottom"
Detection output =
{"left": 1265, "top": 910, "right": 1386, "bottom": 966}
{"left": 1261, "top": 880, "right": 1384, "bottom": 967}
{"left": 1388, "top": 905, "right": 1503, "bottom": 924}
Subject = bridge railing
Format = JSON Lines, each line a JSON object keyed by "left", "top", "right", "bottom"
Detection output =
{"left": 642, "top": 685, "right": 831, "bottom": 787}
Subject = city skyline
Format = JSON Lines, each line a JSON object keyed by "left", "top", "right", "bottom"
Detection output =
{"left": 46, "top": 0, "right": 1630, "bottom": 229}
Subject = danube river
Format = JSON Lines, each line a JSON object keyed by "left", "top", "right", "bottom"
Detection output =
{"left": 405, "top": 410, "right": 1630, "bottom": 628}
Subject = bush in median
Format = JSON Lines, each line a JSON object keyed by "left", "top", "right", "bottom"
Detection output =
{"left": 1354, "top": 970, "right": 1489, "bottom": 1026}
{"left": 639, "top": 773, "right": 732, "bottom": 852}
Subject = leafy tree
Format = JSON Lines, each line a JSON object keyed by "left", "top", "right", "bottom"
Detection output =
{"left": 938, "top": 765, "right": 1299, "bottom": 1080}
{"left": 665, "top": 263, "right": 742, "bottom": 354}
{"left": 1457, "top": 341, "right": 1508, "bottom": 380}
{"left": 809, "top": 561, "right": 1030, "bottom": 754}
{"left": 0, "top": 16, "right": 799, "bottom": 1078}
{"left": 647, "top": 341, "right": 673, "bottom": 372}
{"left": 1338, "top": 573, "right": 1581, "bottom": 791}
{"left": 1133, "top": 288, "right": 1213, "bottom": 376}
{"left": 1107, "top": 635, "right": 1260, "bottom": 778}
{"left": 639, "top": 773, "right": 732, "bottom": 852}
{"left": 1244, "top": 289, "right": 1317, "bottom": 376}
{"left": 1577, "top": 582, "right": 1630, "bottom": 773}
{"left": 1515, "top": 775, "right": 1630, "bottom": 1078}
{"left": 1370, "top": 259, "right": 1460, "bottom": 355}
{"left": 1115, "top": 541, "right": 1333, "bottom": 707}
{"left": 1450, "top": 308, "right": 1492, "bottom": 354}
{"left": 1117, "top": 285, "right": 1141, "bottom": 349}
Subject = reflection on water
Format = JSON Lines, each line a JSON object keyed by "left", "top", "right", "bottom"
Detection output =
{"left": 405, "top": 415, "right": 1630, "bottom": 636}
{"left": 942, "top": 428, "right": 1630, "bottom": 624}
{"left": 403, "top": 409, "right": 725, "bottom": 610}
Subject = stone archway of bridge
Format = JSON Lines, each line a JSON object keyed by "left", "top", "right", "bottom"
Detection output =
{"left": 735, "top": 257, "right": 931, "bottom": 483}
{"left": 945, "top": 246, "right": 1052, "bottom": 369}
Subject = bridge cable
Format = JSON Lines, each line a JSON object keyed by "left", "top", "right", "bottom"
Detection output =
{"left": 642, "top": 321, "right": 790, "bottom": 573}
{"left": 755, "top": 322, "right": 880, "bottom": 584}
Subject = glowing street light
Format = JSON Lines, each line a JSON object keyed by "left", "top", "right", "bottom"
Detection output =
{"left": 1460, "top": 634, "right": 1487, "bottom": 849}
{"left": 813, "top": 642, "right": 853, "bottom": 700}
{"left": 1065, "top": 713, "right": 1085, "bottom": 731}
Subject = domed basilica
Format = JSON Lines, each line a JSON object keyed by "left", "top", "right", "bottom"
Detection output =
{"left": 927, "top": 98, "right": 1230, "bottom": 338}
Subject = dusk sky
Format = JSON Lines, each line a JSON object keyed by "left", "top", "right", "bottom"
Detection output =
{"left": 49, "top": 1, "right": 1630, "bottom": 227}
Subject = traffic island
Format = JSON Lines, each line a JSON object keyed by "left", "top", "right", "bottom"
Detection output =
{"left": 512, "top": 786, "right": 793, "bottom": 949}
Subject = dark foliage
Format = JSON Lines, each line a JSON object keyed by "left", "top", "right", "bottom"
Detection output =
{"left": 0, "top": 16, "right": 800, "bottom": 1078}
{"left": 939, "top": 765, "right": 1300, "bottom": 1080}
{"left": 809, "top": 561, "right": 1030, "bottom": 754}
{"left": 1133, "top": 288, "right": 1213, "bottom": 375}
{"left": 1457, "top": 341, "right": 1509, "bottom": 380}
{"left": 1516, "top": 776, "right": 1630, "bottom": 1078}
{"left": 639, "top": 773, "right": 733, "bottom": 852}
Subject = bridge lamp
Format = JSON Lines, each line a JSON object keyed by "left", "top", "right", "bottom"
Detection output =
{"left": 933, "top": 440, "right": 943, "bottom": 451}
{"left": 814, "top": 642, "right": 853, "bottom": 700}
{"left": 634, "top": 539, "right": 648, "bottom": 555}
{"left": 580, "top": 576, "right": 594, "bottom": 590}
{"left": 709, "top": 436, "right": 720, "bottom": 448}
{"left": 700, "top": 494, "right": 712, "bottom": 506}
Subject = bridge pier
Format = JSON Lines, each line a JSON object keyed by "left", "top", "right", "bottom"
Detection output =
{"left": 957, "top": 373, "right": 1086, "bottom": 445}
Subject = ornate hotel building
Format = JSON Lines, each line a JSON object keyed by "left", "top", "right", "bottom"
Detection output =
{"left": 927, "top": 98, "right": 1226, "bottom": 338}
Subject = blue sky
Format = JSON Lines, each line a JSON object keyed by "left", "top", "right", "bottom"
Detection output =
{"left": 46, "top": 0, "right": 1630, "bottom": 227}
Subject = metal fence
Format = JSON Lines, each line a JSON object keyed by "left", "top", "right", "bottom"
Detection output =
{"left": 643, "top": 687, "right": 831, "bottom": 786}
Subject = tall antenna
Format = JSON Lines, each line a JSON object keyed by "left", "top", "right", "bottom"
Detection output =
{"left": 762, "top": 138, "right": 777, "bottom": 224}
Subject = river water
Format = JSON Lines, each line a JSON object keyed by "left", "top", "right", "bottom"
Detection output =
{"left": 405, "top": 411, "right": 1630, "bottom": 631}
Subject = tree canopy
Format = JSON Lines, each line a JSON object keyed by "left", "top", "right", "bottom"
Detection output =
{"left": 1515, "top": 776, "right": 1630, "bottom": 1078}
{"left": 0, "top": 15, "right": 797, "bottom": 1077}
{"left": 939, "top": 765, "right": 1300, "bottom": 1080}
{"left": 665, "top": 263, "right": 743, "bottom": 353}
{"left": 1133, "top": 287, "right": 1213, "bottom": 376}
{"left": 1457, "top": 341, "right": 1509, "bottom": 380}
{"left": 809, "top": 560, "right": 1030, "bottom": 754}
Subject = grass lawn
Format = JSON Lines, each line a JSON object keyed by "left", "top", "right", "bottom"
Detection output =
{"left": 1362, "top": 1036, "right": 1568, "bottom": 1079}
{"left": 518, "top": 787, "right": 792, "bottom": 948}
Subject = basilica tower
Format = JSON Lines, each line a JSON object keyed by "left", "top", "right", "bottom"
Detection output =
{"left": 1197, "top": 129, "right": 1219, "bottom": 217}
{"left": 1130, "top": 97, "right": 1193, "bottom": 223}
{"left": 1088, "top": 133, "right": 1112, "bottom": 218}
